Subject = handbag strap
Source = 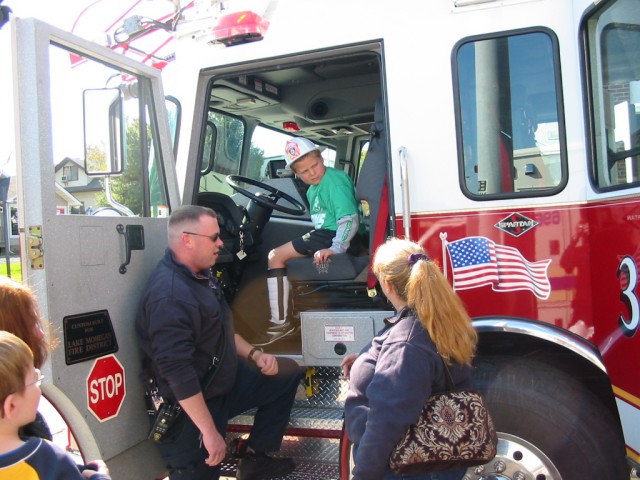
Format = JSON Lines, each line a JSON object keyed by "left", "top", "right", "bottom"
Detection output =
{"left": 438, "top": 354, "right": 456, "bottom": 391}
{"left": 385, "top": 310, "right": 457, "bottom": 394}
{"left": 385, "top": 309, "right": 456, "bottom": 391}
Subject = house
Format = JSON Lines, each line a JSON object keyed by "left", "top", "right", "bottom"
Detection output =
{"left": 0, "top": 176, "right": 18, "bottom": 254}
{"left": 1, "top": 158, "right": 105, "bottom": 253}
{"left": 54, "top": 158, "right": 104, "bottom": 214}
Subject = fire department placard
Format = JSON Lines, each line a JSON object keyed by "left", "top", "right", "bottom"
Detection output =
{"left": 63, "top": 310, "right": 118, "bottom": 365}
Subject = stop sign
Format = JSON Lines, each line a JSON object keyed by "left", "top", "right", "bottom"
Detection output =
{"left": 86, "top": 354, "right": 126, "bottom": 422}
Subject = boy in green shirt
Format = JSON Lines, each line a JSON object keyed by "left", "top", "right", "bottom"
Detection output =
{"left": 257, "top": 137, "right": 360, "bottom": 345}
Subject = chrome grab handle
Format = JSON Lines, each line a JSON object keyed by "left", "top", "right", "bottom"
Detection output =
{"left": 399, "top": 146, "right": 411, "bottom": 240}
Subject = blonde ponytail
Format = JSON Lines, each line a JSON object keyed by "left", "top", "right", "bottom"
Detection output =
{"left": 373, "top": 238, "right": 477, "bottom": 365}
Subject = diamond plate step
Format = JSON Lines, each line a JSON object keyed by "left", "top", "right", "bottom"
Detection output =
{"left": 223, "top": 368, "right": 346, "bottom": 477}
{"left": 229, "top": 405, "right": 343, "bottom": 437}
{"left": 221, "top": 461, "right": 339, "bottom": 480}
{"left": 221, "top": 436, "right": 340, "bottom": 479}
{"left": 228, "top": 367, "right": 346, "bottom": 436}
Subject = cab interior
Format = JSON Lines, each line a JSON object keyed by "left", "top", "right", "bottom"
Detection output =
{"left": 192, "top": 48, "right": 391, "bottom": 351}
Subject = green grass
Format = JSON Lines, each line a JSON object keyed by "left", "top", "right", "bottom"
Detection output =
{"left": 0, "top": 261, "right": 22, "bottom": 282}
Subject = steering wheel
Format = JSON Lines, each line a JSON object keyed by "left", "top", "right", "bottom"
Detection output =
{"left": 226, "top": 175, "right": 307, "bottom": 216}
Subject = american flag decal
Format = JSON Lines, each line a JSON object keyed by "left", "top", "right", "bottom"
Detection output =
{"left": 444, "top": 236, "right": 551, "bottom": 300}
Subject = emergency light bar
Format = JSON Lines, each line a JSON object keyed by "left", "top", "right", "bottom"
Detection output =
{"left": 210, "top": 11, "right": 269, "bottom": 47}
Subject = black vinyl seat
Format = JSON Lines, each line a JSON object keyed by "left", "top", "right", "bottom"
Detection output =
{"left": 197, "top": 191, "right": 247, "bottom": 264}
{"left": 287, "top": 254, "right": 370, "bottom": 282}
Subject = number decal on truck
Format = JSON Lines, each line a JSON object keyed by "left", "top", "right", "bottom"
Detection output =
{"left": 618, "top": 256, "right": 639, "bottom": 337}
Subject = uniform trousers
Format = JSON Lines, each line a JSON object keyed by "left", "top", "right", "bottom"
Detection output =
{"left": 156, "top": 357, "right": 302, "bottom": 480}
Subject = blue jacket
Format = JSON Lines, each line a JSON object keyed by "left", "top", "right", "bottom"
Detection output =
{"left": 136, "top": 249, "right": 237, "bottom": 402}
{"left": 344, "top": 308, "right": 472, "bottom": 480}
{"left": 0, "top": 437, "right": 110, "bottom": 480}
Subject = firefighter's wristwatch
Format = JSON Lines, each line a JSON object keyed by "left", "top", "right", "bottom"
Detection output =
{"left": 248, "top": 346, "right": 263, "bottom": 363}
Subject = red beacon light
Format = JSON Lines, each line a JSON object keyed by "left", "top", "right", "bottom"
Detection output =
{"left": 283, "top": 122, "right": 300, "bottom": 132}
{"left": 151, "top": 60, "right": 169, "bottom": 70}
{"left": 211, "top": 10, "right": 270, "bottom": 47}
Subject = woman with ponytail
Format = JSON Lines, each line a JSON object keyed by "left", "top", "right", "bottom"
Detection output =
{"left": 342, "top": 238, "right": 478, "bottom": 480}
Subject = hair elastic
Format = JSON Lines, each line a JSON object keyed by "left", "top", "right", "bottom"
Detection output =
{"left": 407, "top": 253, "right": 428, "bottom": 266}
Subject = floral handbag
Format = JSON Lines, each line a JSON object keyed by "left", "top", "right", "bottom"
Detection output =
{"left": 389, "top": 357, "right": 498, "bottom": 474}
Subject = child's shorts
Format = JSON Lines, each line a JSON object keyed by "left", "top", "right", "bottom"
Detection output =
{"left": 291, "top": 229, "right": 335, "bottom": 255}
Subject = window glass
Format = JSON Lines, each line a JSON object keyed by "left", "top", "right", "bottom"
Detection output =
{"left": 199, "top": 112, "right": 245, "bottom": 195}
{"left": 357, "top": 140, "right": 371, "bottom": 216}
{"left": 10, "top": 207, "right": 18, "bottom": 236}
{"left": 166, "top": 96, "right": 181, "bottom": 158}
{"left": 62, "top": 166, "right": 79, "bottom": 182}
{"left": 251, "top": 127, "right": 291, "bottom": 182}
{"left": 48, "top": 44, "right": 169, "bottom": 217}
{"left": 147, "top": 97, "right": 171, "bottom": 218}
{"left": 456, "top": 30, "right": 564, "bottom": 198}
{"left": 585, "top": 0, "right": 640, "bottom": 190}
{"left": 249, "top": 126, "right": 336, "bottom": 182}
{"left": 0, "top": 205, "right": 19, "bottom": 256}
{"left": 198, "top": 118, "right": 336, "bottom": 195}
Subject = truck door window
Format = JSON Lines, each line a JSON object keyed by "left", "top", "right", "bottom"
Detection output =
{"left": 454, "top": 29, "right": 566, "bottom": 199}
{"left": 49, "top": 43, "right": 169, "bottom": 217}
{"left": 199, "top": 112, "right": 244, "bottom": 195}
{"left": 166, "top": 96, "right": 181, "bottom": 158}
{"left": 584, "top": 0, "right": 640, "bottom": 190}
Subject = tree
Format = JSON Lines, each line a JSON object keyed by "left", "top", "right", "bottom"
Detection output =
{"left": 109, "top": 119, "right": 145, "bottom": 215}
{"left": 86, "top": 145, "right": 107, "bottom": 172}
{"left": 93, "top": 93, "right": 174, "bottom": 216}
{"left": 93, "top": 118, "right": 145, "bottom": 215}
{"left": 246, "top": 144, "right": 266, "bottom": 179}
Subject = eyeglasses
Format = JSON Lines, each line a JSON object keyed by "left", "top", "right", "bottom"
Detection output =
{"left": 183, "top": 231, "right": 221, "bottom": 243}
{"left": 26, "top": 369, "right": 44, "bottom": 388}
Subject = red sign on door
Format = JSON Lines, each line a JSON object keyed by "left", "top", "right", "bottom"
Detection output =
{"left": 86, "top": 354, "right": 126, "bottom": 422}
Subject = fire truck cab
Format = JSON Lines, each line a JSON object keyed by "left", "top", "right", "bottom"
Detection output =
{"left": 9, "top": 0, "right": 640, "bottom": 478}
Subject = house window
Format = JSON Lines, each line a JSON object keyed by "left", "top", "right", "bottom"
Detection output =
{"left": 10, "top": 207, "right": 18, "bottom": 235}
{"left": 62, "top": 165, "right": 79, "bottom": 181}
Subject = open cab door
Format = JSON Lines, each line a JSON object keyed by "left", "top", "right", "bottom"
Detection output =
{"left": 12, "top": 17, "right": 180, "bottom": 478}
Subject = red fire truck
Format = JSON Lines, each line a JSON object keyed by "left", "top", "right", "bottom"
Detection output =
{"left": 8, "top": 0, "right": 640, "bottom": 478}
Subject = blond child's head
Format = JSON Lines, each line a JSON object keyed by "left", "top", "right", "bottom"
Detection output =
{"left": 284, "top": 137, "right": 327, "bottom": 185}
{"left": 0, "top": 331, "right": 41, "bottom": 422}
